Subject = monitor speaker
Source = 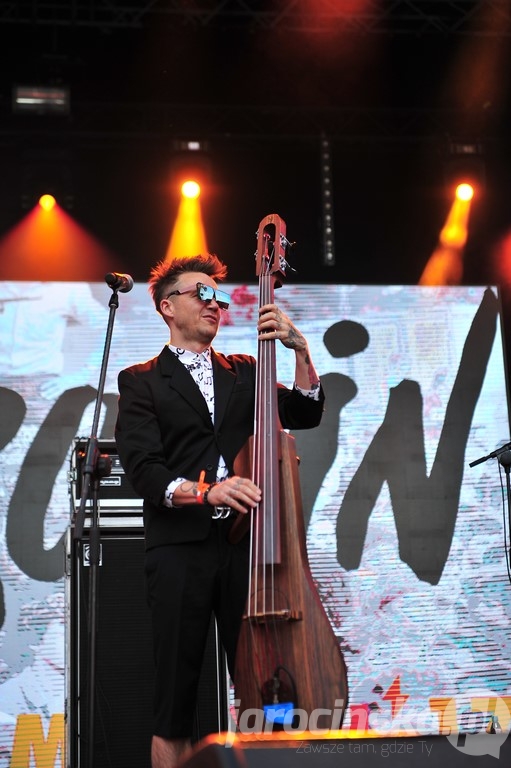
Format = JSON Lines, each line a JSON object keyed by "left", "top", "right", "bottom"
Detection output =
{"left": 67, "top": 530, "right": 229, "bottom": 768}
{"left": 180, "top": 734, "right": 511, "bottom": 768}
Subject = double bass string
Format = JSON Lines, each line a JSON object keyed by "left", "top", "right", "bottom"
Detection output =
{"left": 247, "top": 259, "right": 279, "bottom": 625}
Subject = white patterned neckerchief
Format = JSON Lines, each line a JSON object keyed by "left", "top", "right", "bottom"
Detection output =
{"left": 169, "top": 345, "right": 229, "bottom": 483}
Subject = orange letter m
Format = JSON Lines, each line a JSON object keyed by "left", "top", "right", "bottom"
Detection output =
{"left": 11, "top": 714, "right": 64, "bottom": 768}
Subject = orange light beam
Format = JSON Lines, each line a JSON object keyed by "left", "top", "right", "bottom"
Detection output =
{"left": 0, "top": 202, "right": 115, "bottom": 281}
{"left": 165, "top": 194, "right": 208, "bottom": 262}
{"left": 419, "top": 195, "right": 473, "bottom": 286}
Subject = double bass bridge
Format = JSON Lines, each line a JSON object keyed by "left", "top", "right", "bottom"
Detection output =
{"left": 242, "top": 608, "right": 303, "bottom": 624}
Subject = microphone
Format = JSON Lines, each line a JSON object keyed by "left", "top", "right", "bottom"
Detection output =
{"left": 105, "top": 272, "right": 134, "bottom": 293}
{"left": 469, "top": 441, "right": 511, "bottom": 467}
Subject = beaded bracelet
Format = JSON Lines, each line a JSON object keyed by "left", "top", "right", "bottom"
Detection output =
{"left": 203, "top": 482, "right": 218, "bottom": 506}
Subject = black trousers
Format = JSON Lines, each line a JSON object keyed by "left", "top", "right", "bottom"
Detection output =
{"left": 144, "top": 519, "right": 249, "bottom": 739}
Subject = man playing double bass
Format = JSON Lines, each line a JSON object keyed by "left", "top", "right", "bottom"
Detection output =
{"left": 115, "top": 253, "right": 324, "bottom": 768}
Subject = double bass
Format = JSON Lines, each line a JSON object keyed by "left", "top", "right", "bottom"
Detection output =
{"left": 230, "top": 214, "right": 348, "bottom": 733}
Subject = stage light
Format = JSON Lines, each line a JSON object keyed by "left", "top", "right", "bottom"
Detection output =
{"left": 166, "top": 140, "right": 210, "bottom": 260}
{"left": 181, "top": 180, "right": 201, "bottom": 199}
{"left": 320, "top": 135, "right": 336, "bottom": 266}
{"left": 39, "top": 194, "right": 56, "bottom": 211}
{"left": 419, "top": 189, "right": 473, "bottom": 286}
{"left": 20, "top": 148, "right": 74, "bottom": 210}
{"left": 171, "top": 139, "right": 211, "bottom": 196}
{"left": 455, "top": 183, "right": 474, "bottom": 202}
{"left": 179, "top": 140, "right": 203, "bottom": 152}
{"left": 13, "top": 85, "right": 70, "bottom": 115}
{"left": 444, "top": 141, "right": 485, "bottom": 198}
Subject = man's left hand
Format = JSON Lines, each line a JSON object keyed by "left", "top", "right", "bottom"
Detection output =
{"left": 258, "top": 303, "right": 307, "bottom": 351}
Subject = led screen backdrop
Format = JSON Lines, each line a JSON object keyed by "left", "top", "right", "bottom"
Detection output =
{"left": 0, "top": 282, "right": 510, "bottom": 767}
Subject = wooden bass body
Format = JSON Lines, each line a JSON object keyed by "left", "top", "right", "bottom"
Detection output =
{"left": 233, "top": 430, "right": 348, "bottom": 730}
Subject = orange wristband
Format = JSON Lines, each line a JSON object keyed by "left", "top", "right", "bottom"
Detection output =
{"left": 195, "top": 470, "right": 209, "bottom": 505}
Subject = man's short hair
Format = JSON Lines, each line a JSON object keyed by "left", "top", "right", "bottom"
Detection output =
{"left": 149, "top": 254, "right": 228, "bottom": 315}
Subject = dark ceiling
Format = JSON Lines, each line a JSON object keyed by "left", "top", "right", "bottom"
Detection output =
{"left": 0, "top": 0, "right": 510, "bottom": 289}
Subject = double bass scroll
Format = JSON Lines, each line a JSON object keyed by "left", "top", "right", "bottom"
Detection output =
{"left": 232, "top": 213, "right": 349, "bottom": 734}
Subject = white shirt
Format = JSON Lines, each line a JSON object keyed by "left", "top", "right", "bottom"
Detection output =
{"left": 164, "top": 345, "right": 228, "bottom": 507}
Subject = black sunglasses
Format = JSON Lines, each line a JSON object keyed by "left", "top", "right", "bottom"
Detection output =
{"left": 165, "top": 281, "right": 230, "bottom": 310}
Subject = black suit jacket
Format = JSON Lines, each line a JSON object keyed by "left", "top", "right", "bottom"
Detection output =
{"left": 115, "top": 345, "right": 324, "bottom": 549}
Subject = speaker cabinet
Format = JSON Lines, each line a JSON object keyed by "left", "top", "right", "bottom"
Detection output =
{"left": 67, "top": 530, "right": 229, "bottom": 768}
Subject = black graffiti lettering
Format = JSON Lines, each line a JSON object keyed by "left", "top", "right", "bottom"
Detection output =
{"left": 0, "top": 386, "right": 27, "bottom": 628}
{"left": 6, "top": 386, "right": 101, "bottom": 582}
{"left": 0, "top": 387, "right": 26, "bottom": 451}
{"left": 337, "top": 288, "right": 498, "bottom": 585}
{"left": 293, "top": 320, "right": 369, "bottom": 530}
{"left": 0, "top": 289, "right": 501, "bottom": 598}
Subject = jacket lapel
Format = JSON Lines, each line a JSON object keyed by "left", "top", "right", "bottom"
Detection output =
{"left": 158, "top": 346, "right": 212, "bottom": 423}
{"left": 211, "top": 349, "right": 236, "bottom": 430}
{"left": 158, "top": 346, "right": 237, "bottom": 430}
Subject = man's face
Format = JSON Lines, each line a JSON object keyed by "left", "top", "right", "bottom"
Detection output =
{"left": 160, "top": 271, "right": 224, "bottom": 350}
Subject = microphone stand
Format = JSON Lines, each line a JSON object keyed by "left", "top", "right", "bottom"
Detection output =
{"left": 469, "top": 442, "right": 511, "bottom": 562}
{"left": 73, "top": 276, "right": 132, "bottom": 768}
{"left": 498, "top": 451, "right": 511, "bottom": 563}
